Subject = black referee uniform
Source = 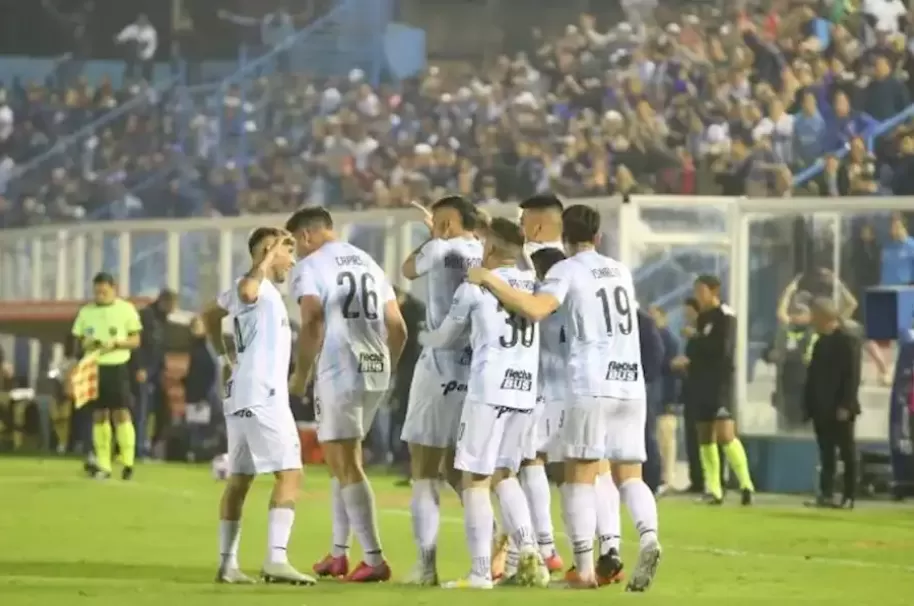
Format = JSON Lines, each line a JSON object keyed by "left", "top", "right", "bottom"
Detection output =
{"left": 691, "top": 304, "right": 737, "bottom": 423}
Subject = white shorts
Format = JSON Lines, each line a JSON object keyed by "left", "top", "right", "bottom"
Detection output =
{"left": 313, "top": 381, "right": 385, "bottom": 443}
{"left": 225, "top": 405, "right": 302, "bottom": 476}
{"left": 562, "top": 396, "right": 646, "bottom": 462}
{"left": 400, "top": 349, "right": 470, "bottom": 448}
{"left": 454, "top": 399, "right": 532, "bottom": 476}
{"left": 536, "top": 399, "right": 566, "bottom": 463}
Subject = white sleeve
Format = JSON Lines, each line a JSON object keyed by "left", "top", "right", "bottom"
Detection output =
{"left": 538, "top": 261, "right": 572, "bottom": 304}
{"left": 418, "top": 283, "right": 474, "bottom": 348}
{"left": 216, "top": 286, "right": 234, "bottom": 312}
{"left": 291, "top": 261, "right": 322, "bottom": 303}
{"left": 116, "top": 24, "right": 136, "bottom": 42}
{"left": 413, "top": 239, "right": 445, "bottom": 277}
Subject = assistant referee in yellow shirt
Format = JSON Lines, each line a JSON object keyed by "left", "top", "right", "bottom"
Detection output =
{"left": 71, "top": 272, "right": 143, "bottom": 480}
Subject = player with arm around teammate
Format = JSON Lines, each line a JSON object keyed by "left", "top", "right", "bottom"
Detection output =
{"left": 421, "top": 218, "right": 550, "bottom": 590}
{"left": 467, "top": 205, "right": 661, "bottom": 592}
{"left": 399, "top": 195, "right": 483, "bottom": 585}
{"left": 286, "top": 207, "right": 408, "bottom": 583}
{"left": 200, "top": 227, "right": 315, "bottom": 586}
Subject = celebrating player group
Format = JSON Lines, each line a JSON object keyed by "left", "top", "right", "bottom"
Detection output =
{"left": 202, "top": 194, "right": 661, "bottom": 591}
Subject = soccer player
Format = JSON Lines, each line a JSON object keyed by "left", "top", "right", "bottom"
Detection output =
{"left": 671, "top": 275, "right": 755, "bottom": 505}
{"left": 201, "top": 227, "right": 314, "bottom": 585}
{"left": 286, "top": 207, "right": 407, "bottom": 583}
{"left": 399, "top": 195, "right": 483, "bottom": 585}
{"left": 420, "top": 218, "right": 549, "bottom": 590}
{"left": 70, "top": 272, "right": 142, "bottom": 480}
{"left": 507, "top": 194, "right": 566, "bottom": 578}
{"left": 467, "top": 204, "right": 662, "bottom": 592}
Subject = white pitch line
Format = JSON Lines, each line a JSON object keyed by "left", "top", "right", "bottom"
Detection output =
{"left": 2, "top": 475, "right": 913, "bottom": 574}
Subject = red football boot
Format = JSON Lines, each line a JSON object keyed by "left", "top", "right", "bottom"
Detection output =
{"left": 312, "top": 554, "right": 349, "bottom": 578}
{"left": 345, "top": 560, "right": 392, "bottom": 583}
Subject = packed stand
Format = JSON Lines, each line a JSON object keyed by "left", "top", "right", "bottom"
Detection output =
{"left": 0, "top": 76, "right": 191, "bottom": 227}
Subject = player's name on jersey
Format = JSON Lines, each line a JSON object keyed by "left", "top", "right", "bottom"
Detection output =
{"left": 500, "top": 368, "right": 534, "bottom": 392}
{"left": 592, "top": 266, "right": 622, "bottom": 279}
{"left": 506, "top": 278, "right": 536, "bottom": 290}
{"left": 335, "top": 254, "right": 367, "bottom": 267}
{"left": 443, "top": 253, "right": 481, "bottom": 270}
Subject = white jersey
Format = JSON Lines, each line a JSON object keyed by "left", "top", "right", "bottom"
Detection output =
{"left": 524, "top": 240, "right": 568, "bottom": 402}
{"left": 414, "top": 236, "right": 483, "bottom": 338}
{"left": 217, "top": 278, "right": 292, "bottom": 414}
{"left": 447, "top": 266, "right": 540, "bottom": 410}
{"left": 539, "top": 249, "right": 644, "bottom": 400}
{"left": 291, "top": 240, "right": 397, "bottom": 392}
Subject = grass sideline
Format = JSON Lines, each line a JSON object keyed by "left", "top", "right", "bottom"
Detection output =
{"left": 0, "top": 458, "right": 913, "bottom": 606}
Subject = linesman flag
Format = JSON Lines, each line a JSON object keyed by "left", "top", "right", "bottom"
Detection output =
{"left": 69, "top": 352, "right": 100, "bottom": 409}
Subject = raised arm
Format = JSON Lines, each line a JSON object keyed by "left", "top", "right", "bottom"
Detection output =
{"left": 468, "top": 266, "right": 562, "bottom": 322}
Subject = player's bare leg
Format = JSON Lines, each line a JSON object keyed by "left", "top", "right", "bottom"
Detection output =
{"left": 611, "top": 463, "right": 661, "bottom": 592}
{"left": 404, "top": 443, "right": 447, "bottom": 585}
{"left": 217, "top": 474, "right": 256, "bottom": 584}
{"left": 715, "top": 419, "right": 755, "bottom": 505}
{"left": 519, "top": 456, "right": 563, "bottom": 573}
{"left": 324, "top": 439, "right": 391, "bottom": 582}
{"left": 559, "top": 458, "right": 600, "bottom": 589}
{"left": 593, "top": 459, "right": 624, "bottom": 585}
{"left": 313, "top": 469, "right": 351, "bottom": 578}
{"left": 491, "top": 468, "right": 550, "bottom": 588}
{"left": 261, "top": 468, "right": 316, "bottom": 585}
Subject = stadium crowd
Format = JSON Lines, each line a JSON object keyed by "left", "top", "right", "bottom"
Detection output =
{"left": 2, "top": 0, "right": 914, "bottom": 228}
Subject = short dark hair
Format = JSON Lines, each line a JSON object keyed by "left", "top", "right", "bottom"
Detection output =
{"left": 487, "top": 217, "right": 525, "bottom": 249}
{"left": 248, "top": 227, "right": 283, "bottom": 254}
{"left": 695, "top": 274, "right": 722, "bottom": 291}
{"left": 431, "top": 195, "right": 477, "bottom": 230}
{"left": 92, "top": 272, "right": 115, "bottom": 286}
{"left": 683, "top": 297, "right": 700, "bottom": 312}
{"left": 286, "top": 207, "right": 333, "bottom": 233}
{"left": 519, "top": 193, "right": 564, "bottom": 212}
{"left": 561, "top": 204, "right": 601, "bottom": 245}
{"left": 530, "top": 247, "right": 566, "bottom": 280}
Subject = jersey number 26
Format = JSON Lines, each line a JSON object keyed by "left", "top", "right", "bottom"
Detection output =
{"left": 338, "top": 271, "right": 379, "bottom": 320}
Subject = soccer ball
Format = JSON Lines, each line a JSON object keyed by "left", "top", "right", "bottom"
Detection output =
{"left": 211, "top": 454, "right": 229, "bottom": 480}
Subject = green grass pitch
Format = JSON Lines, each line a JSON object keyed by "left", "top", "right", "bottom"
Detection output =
{"left": 1, "top": 458, "right": 912, "bottom": 605}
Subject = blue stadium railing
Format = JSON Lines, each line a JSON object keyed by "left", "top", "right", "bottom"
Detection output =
{"left": 792, "top": 102, "right": 914, "bottom": 187}
{"left": 203, "top": 0, "right": 392, "bottom": 168}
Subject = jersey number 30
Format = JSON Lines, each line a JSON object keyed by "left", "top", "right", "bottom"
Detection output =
{"left": 338, "top": 272, "right": 379, "bottom": 320}
{"left": 596, "top": 286, "right": 633, "bottom": 335}
{"left": 498, "top": 304, "right": 535, "bottom": 348}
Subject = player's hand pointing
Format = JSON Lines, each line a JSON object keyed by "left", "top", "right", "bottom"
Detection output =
{"left": 409, "top": 200, "right": 434, "bottom": 231}
{"left": 466, "top": 267, "right": 491, "bottom": 286}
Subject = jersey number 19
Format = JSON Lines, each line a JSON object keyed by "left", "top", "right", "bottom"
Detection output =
{"left": 596, "top": 286, "right": 633, "bottom": 335}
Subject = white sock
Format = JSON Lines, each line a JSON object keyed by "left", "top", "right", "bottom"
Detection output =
{"left": 560, "top": 483, "right": 597, "bottom": 578}
{"left": 463, "top": 486, "right": 494, "bottom": 580}
{"left": 492, "top": 503, "right": 520, "bottom": 577}
{"left": 619, "top": 478, "right": 659, "bottom": 547}
{"left": 594, "top": 471, "right": 621, "bottom": 555}
{"left": 519, "top": 465, "right": 555, "bottom": 558}
{"left": 330, "top": 478, "right": 350, "bottom": 557}
{"left": 494, "top": 476, "right": 536, "bottom": 549}
{"left": 266, "top": 508, "right": 295, "bottom": 564}
{"left": 410, "top": 478, "right": 440, "bottom": 567}
{"left": 218, "top": 519, "right": 241, "bottom": 568}
{"left": 340, "top": 481, "right": 384, "bottom": 566}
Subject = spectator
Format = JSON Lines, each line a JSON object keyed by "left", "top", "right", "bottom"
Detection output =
{"left": 862, "top": 54, "right": 910, "bottom": 122}
{"left": 825, "top": 91, "right": 877, "bottom": 153}
{"left": 813, "top": 153, "right": 850, "bottom": 197}
{"left": 847, "top": 222, "right": 882, "bottom": 321}
{"left": 114, "top": 14, "right": 158, "bottom": 82}
{"left": 880, "top": 213, "right": 914, "bottom": 286}
{"left": 793, "top": 91, "right": 827, "bottom": 167}
{"left": 845, "top": 136, "right": 880, "bottom": 195}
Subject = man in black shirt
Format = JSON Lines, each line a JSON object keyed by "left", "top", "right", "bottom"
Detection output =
{"left": 672, "top": 275, "right": 755, "bottom": 505}
{"left": 804, "top": 298, "right": 861, "bottom": 509}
